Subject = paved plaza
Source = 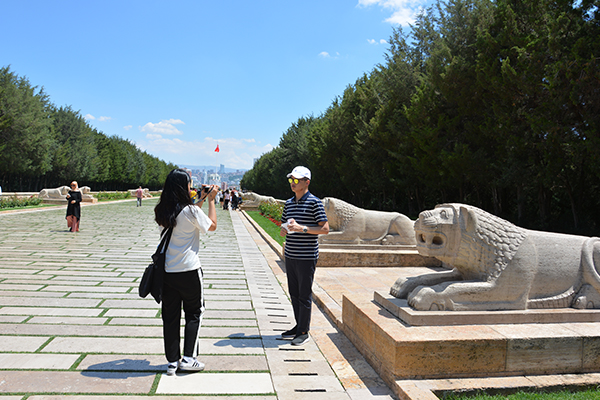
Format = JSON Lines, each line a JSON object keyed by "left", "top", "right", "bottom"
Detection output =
{"left": 0, "top": 199, "right": 394, "bottom": 400}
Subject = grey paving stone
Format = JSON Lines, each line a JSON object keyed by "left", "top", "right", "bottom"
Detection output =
{"left": 0, "top": 370, "right": 155, "bottom": 393}
{"left": 156, "top": 372, "right": 274, "bottom": 395}
{"left": 0, "top": 323, "right": 162, "bottom": 338}
{"left": 272, "top": 375, "right": 346, "bottom": 394}
{"left": 201, "top": 338, "right": 265, "bottom": 355}
{"left": 0, "top": 315, "right": 27, "bottom": 323}
{"left": 0, "top": 336, "right": 50, "bottom": 352}
{"left": 0, "top": 307, "right": 102, "bottom": 317}
{"left": 0, "top": 283, "right": 45, "bottom": 291}
{"left": 0, "top": 297, "right": 101, "bottom": 307}
{"left": 104, "top": 309, "right": 159, "bottom": 317}
{"left": 0, "top": 353, "right": 80, "bottom": 369}
{"left": 28, "top": 316, "right": 108, "bottom": 325}
{"left": 203, "top": 310, "right": 255, "bottom": 319}
{"left": 108, "top": 317, "right": 163, "bottom": 326}
{"left": 41, "top": 337, "right": 164, "bottom": 354}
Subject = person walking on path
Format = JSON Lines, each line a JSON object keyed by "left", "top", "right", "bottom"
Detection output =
{"left": 223, "top": 189, "right": 231, "bottom": 210}
{"left": 279, "top": 166, "right": 329, "bottom": 346}
{"left": 136, "top": 186, "right": 144, "bottom": 207}
{"left": 154, "top": 168, "right": 218, "bottom": 375}
{"left": 65, "top": 181, "right": 82, "bottom": 232}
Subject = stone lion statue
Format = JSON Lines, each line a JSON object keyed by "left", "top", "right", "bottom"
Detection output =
{"left": 241, "top": 192, "right": 282, "bottom": 206}
{"left": 38, "top": 186, "right": 70, "bottom": 199}
{"left": 319, "top": 197, "right": 416, "bottom": 246}
{"left": 390, "top": 203, "right": 600, "bottom": 311}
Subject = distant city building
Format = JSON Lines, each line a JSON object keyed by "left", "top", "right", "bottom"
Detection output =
{"left": 208, "top": 173, "right": 221, "bottom": 186}
{"left": 219, "top": 164, "right": 225, "bottom": 174}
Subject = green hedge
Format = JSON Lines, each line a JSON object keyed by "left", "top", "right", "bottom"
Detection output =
{"left": 96, "top": 191, "right": 132, "bottom": 201}
{"left": 0, "top": 196, "right": 43, "bottom": 209}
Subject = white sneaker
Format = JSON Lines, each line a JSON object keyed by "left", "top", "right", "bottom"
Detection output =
{"left": 179, "top": 358, "right": 205, "bottom": 372}
{"left": 166, "top": 361, "right": 178, "bottom": 376}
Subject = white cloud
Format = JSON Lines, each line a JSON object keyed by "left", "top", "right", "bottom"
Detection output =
{"left": 123, "top": 125, "right": 133, "bottom": 131}
{"left": 145, "top": 134, "right": 162, "bottom": 140}
{"left": 84, "top": 114, "right": 95, "bottom": 120}
{"left": 139, "top": 119, "right": 185, "bottom": 135}
{"left": 319, "top": 51, "right": 331, "bottom": 58}
{"left": 98, "top": 116, "right": 112, "bottom": 122}
{"left": 357, "top": 0, "right": 421, "bottom": 26}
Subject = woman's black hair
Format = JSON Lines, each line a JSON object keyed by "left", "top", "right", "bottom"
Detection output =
{"left": 154, "top": 168, "right": 192, "bottom": 228}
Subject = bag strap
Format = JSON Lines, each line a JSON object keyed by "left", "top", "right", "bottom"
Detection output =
{"left": 156, "top": 207, "right": 183, "bottom": 255}
{"left": 157, "top": 227, "right": 173, "bottom": 254}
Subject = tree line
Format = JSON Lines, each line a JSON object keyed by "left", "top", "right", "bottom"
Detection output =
{"left": 0, "top": 66, "right": 177, "bottom": 192}
{"left": 241, "top": 0, "right": 600, "bottom": 236}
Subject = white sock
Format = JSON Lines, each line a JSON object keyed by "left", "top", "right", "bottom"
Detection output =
{"left": 168, "top": 361, "right": 178, "bottom": 367}
{"left": 183, "top": 356, "right": 194, "bottom": 363}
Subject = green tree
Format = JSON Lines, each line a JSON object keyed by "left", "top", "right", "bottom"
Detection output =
{"left": 51, "top": 106, "right": 100, "bottom": 184}
{"left": 0, "top": 66, "right": 55, "bottom": 190}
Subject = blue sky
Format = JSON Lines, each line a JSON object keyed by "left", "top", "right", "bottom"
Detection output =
{"left": 2, "top": 0, "right": 433, "bottom": 170}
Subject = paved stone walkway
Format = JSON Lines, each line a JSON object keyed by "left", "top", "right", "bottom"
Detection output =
{"left": 0, "top": 200, "right": 395, "bottom": 400}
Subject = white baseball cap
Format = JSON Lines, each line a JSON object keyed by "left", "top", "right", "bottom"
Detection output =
{"left": 287, "top": 166, "right": 311, "bottom": 180}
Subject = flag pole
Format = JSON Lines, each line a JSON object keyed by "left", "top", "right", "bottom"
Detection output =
{"left": 215, "top": 144, "right": 220, "bottom": 188}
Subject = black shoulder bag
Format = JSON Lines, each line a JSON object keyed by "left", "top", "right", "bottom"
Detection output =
{"left": 139, "top": 226, "right": 173, "bottom": 303}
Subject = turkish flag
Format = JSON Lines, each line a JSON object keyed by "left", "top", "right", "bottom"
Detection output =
{"left": 215, "top": 144, "right": 219, "bottom": 152}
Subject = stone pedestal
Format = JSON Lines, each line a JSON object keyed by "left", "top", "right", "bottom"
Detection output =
{"left": 42, "top": 198, "right": 67, "bottom": 205}
{"left": 317, "top": 245, "right": 441, "bottom": 268}
{"left": 340, "top": 292, "right": 600, "bottom": 389}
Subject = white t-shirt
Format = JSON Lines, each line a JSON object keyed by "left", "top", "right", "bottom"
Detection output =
{"left": 164, "top": 205, "right": 212, "bottom": 273}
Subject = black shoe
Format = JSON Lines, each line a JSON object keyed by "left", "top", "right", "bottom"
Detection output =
{"left": 281, "top": 326, "right": 297, "bottom": 339}
{"left": 291, "top": 333, "right": 310, "bottom": 346}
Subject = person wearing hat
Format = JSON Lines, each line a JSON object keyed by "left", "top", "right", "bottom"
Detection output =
{"left": 279, "top": 166, "right": 329, "bottom": 345}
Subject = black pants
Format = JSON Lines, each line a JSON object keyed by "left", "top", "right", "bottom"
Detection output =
{"left": 161, "top": 269, "right": 204, "bottom": 363}
{"left": 285, "top": 257, "right": 317, "bottom": 334}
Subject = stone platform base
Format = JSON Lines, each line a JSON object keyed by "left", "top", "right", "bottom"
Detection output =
{"left": 341, "top": 292, "right": 600, "bottom": 391}
{"left": 42, "top": 199, "right": 67, "bottom": 205}
{"left": 375, "top": 291, "right": 600, "bottom": 326}
{"left": 317, "top": 245, "right": 441, "bottom": 268}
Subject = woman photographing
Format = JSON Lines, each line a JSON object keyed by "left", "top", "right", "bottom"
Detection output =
{"left": 154, "top": 169, "right": 218, "bottom": 375}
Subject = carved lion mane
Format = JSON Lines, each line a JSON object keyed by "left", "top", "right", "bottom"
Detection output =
{"left": 324, "top": 197, "right": 359, "bottom": 232}
{"left": 443, "top": 204, "right": 527, "bottom": 280}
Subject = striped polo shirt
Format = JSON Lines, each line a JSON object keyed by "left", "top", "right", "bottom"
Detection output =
{"left": 281, "top": 191, "right": 328, "bottom": 260}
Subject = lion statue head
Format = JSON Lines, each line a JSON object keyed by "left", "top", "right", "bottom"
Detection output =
{"left": 322, "top": 197, "right": 359, "bottom": 232}
{"left": 415, "top": 203, "right": 527, "bottom": 280}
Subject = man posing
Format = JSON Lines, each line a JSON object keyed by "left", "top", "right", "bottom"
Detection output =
{"left": 280, "top": 166, "right": 329, "bottom": 345}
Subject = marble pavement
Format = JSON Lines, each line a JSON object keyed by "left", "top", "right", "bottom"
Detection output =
{"left": 0, "top": 199, "right": 395, "bottom": 400}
